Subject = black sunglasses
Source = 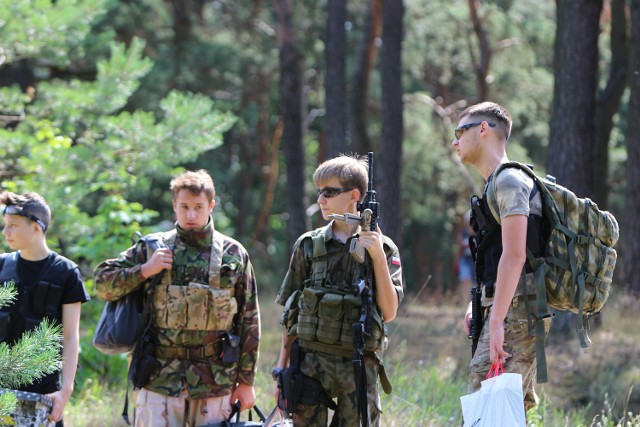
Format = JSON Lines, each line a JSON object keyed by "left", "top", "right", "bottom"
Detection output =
{"left": 316, "top": 187, "right": 354, "bottom": 198}
{"left": 3, "top": 205, "right": 47, "bottom": 232}
{"left": 455, "top": 121, "right": 496, "bottom": 140}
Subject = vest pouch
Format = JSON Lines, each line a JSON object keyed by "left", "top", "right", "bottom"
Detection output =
{"left": 0, "top": 311, "right": 10, "bottom": 341}
{"left": 316, "top": 293, "right": 344, "bottom": 345}
{"left": 154, "top": 285, "right": 188, "bottom": 329}
{"left": 208, "top": 288, "right": 237, "bottom": 332}
{"left": 341, "top": 294, "right": 362, "bottom": 346}
{"left": 31, "top": 281, "right": 63, "bottom": 318}
{"left": 23, "top": 315, "right": 43, "bottom": 334}
{"left": 297, "top": 287, "right": 322, "bottom": 342}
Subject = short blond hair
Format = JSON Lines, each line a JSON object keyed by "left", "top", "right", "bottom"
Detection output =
{"left": 170, "top": 170, "right": 215, "bottom": 202}
{"left": 313, "top": 154, "right": 368, "bottom": 200}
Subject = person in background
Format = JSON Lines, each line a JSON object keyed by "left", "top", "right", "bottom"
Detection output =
{"left": 0, "top": 191, "right": 90, "bottom": 426}
{"left": 274, "top": 154, "right": 404, "bottom": 426}
{"left": 94, "top": 169, "right": 260, "bottom": 426}
{"left": 455, "top": 210, "right": 475, "bottom": 303}
{"left": 454, "top": 102, "right": 550, "bottom": 413}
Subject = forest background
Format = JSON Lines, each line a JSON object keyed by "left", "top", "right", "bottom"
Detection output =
{"left": 1, "top": 0, "right": 639, "bottom": 425}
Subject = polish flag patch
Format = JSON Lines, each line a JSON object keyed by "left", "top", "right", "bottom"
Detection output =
{"left": 391, "top": 256, "right": 401, "bottom": 266}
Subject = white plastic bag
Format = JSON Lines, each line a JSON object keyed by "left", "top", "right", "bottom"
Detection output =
{"left": 460, "top": 365, "right": 526, "bottom": 427}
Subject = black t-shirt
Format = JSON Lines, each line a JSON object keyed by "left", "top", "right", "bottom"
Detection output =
{"left": 16, "top": 252, "right": 90, "bottom": 394}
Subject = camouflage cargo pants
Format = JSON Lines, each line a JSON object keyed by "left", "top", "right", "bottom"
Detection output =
{"left": 468, "top": 295, "right": 551, "bottom": 412}
{"left": 134, "top": 388, "right": 232, "bottom": 427}
{"left": 293, "top": 351, "right": 381, "bottom": 427}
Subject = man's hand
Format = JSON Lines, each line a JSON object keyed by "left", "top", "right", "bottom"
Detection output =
{"left": 463, "top": 302, "right": 473, "bottom": 337}
{"left": 489, "top": 317, "right": 511, "bottom": 364}
{"left": 358, "top": 226, "right": 385, "bottom": 263}
{"left": 141, "top": 247, "right": 173, "bottom": 278}
{"left": 231, "top": 383, "right": 256, "bottom": 412}
{"left": 46, "top": 388, "right": 72, "bottom": 423}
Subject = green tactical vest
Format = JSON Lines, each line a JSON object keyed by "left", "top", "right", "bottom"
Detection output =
{"left": 295, "top": 226, "right": 386, "bottom": 357}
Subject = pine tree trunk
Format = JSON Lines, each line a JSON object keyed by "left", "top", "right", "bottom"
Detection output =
{"left": 325, "top": 0, "right": 347, "bottom": 159}
{"left": 625, "top": 0, "right": 640, "bottom": 296}
{"left": 378, "top": 0, "right": 404, "bottom": 244}
{"left": 594, "top": 0, "right": 628, "bottom": 209}
{"left": 275, "top": 0, "right": 308, "bottom": 247}
{"left": 548, "top": 0, "right": 602, "bottom": 197}
{"left": 350, "top": 0, "right": 382, "bottom": 155}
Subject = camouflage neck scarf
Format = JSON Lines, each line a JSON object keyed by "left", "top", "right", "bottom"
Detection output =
{"left": 175, "top": 217, "right": 214, "bottom": 250}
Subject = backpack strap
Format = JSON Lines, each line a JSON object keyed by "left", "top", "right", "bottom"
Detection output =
{"left": 310, "top": 227, "right": 329, "bottom": 288}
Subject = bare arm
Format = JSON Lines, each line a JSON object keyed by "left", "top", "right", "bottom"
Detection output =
{"left": 488, "top": 214, "right": 528, "bottom": 364}
{"left": 47, "top": 302, "right": 81, "bottom": 423}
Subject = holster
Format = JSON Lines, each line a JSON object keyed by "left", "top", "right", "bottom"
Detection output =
{"left": 129, "top": 330, "right": 160, "bottom": 388}
{"left": 276, "top": 340, "right": 336, "bottom": 416}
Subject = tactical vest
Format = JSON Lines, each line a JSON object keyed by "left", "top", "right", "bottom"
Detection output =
{"left": 0, "top": 252, "right": 78, "bottom": 345}
{"left": 150, "top": 229, "right": 238, "bottom": 332}
{"left": 470, "top": 185, "right": 547, "bottom": 298}
{"left": 295, "top": 226, "right": 386, "bottom": 357}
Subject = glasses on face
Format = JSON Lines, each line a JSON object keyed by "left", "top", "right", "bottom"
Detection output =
{"left": 455, "top": 121, "right": 496, "bottom": 140}
{"left": 316, "top": 187, "right": 354, "bottom": 198}
{"left": 3, "top": 205, "right": 47, "bottom": 232}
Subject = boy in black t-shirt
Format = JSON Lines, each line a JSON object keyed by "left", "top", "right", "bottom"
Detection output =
{"left": 0, "top": 192, "right": 89, "bottom": 426}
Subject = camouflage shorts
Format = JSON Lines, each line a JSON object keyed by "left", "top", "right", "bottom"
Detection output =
{"left": 468, "top": 296, "right": 551, "bottom": 412}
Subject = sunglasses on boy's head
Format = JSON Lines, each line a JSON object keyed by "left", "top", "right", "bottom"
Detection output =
{"left": 316, "top": 187, "right": 354, "bottom": 198}
{"left": 454, "top": 121, "right": 496, "bottom": 140}
{"left": 3, "top": 205, "right": 47, "bottom": 232}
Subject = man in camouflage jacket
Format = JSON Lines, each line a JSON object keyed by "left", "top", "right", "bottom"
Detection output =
{"left": 95, "top": 170, "right": 260, "bottom": 426}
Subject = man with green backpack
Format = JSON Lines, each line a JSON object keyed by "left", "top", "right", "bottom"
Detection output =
{"left": 454, "top": 101, "right": 619, "bottom": 413}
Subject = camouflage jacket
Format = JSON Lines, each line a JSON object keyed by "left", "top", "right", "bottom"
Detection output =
{"left": 94, "top": 219, "right": 260, "bottom": 398}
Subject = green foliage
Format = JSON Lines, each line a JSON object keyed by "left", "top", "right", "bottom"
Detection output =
{"left": 0, "top": 0, "right": 108, "bottom": 66}
{"left": 0, "top": 282, "right": 62, "bottom": 417}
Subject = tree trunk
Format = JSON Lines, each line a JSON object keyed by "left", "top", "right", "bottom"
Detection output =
{"left": 275, "top": 0, "right": 308, "bottom": 247}
{"left": 171, "top": 0, "right": 192, "bottom": 89}
{"left": 548, "top": 0, "right": 603, "bottom": 335}
{"left": 594, "top": 0, "right": 628, "bottom": 209}
{"left": 626, "top": 0, "right": 640, "bottom": 295}
{"left": 548, "top": 0, "right": 602, "bottom": 197}
{"left": 378, "top": 0, "right": 404, "bottom": 244}
{"left": 350, "top": 0, "right": 382, "bottom": 155}
{"left": 468, "top": 0, "right": 492, "bottom": 101}
{"left": 325, "top": 0, "right": 347, "bottom": 159}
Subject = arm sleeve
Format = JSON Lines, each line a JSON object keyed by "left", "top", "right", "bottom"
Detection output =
{"left": 236, "top": 252, "right": 260, "bottom": 386}
{"left": 93, "top": 241, "right": 149, "bottom": 301}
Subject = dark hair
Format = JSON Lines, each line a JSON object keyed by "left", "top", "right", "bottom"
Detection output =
{"left": 0, "top": 191, "right": 51, "bottom": 231}
{"left": 459, "top": 102, "right": 513, "bottom": 141}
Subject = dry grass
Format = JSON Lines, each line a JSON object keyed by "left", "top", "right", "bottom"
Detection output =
{"left": 64, "top": 291, "right": 640, "bottom": 426}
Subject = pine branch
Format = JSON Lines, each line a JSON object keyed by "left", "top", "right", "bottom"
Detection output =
{"left": 0, "top": 319, "right": 62, "bottom": 389}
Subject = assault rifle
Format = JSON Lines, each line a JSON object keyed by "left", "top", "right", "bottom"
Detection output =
{"left": 328, "top": 151, "right": 379, "bottom": 427}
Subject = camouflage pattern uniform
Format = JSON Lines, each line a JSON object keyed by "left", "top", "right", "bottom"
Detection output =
{"left": 276, "top": 223, "right": 404, "bottom": 427}
{"left": 94, "top": 219, "right": 259, "bottom": 401}
{"left": 469, "top": 168, "right": 550, "bottom": 412}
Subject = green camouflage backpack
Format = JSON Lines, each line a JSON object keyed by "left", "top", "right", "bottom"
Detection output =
{"left": 485, "top": 162, "right": 619, "bottom": 348}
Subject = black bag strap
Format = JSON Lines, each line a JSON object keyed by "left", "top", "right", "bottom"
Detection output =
{"left": 121, "top": 232, "right": 169, "bottom": 426}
